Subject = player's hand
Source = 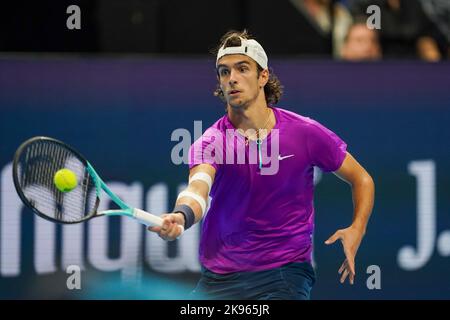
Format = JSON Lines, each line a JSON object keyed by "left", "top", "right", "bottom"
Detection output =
{"left": 147, "top": 213, "right": 185, "bottom": 241}
{"left": 325, "top": 225, "right": 365, "bottom": 285}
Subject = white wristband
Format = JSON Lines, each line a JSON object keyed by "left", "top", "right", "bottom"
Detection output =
{"left": 189, "top": 172, "right": 213, "bottom": 192}
{"left": 177, "top": 191, "right": 207, "bottom": 215}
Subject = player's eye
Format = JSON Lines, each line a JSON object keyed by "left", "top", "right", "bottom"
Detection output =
{"left": 219, "top": 69, "right": 229, "bottom": 77}
{"left": 239, "top": 66, "right": 248, "bottom": 72}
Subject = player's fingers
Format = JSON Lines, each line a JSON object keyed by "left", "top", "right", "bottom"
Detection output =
{"left": 345, "top": 257, "right": 356, "bottom": 275}
{"left": 158, "top": 222, "right": 179, "bottom": 241}
{"left": 325, "top": 231, "right": 341, "bottom": 245}
{"left": 338, "top": 260, "right": 347, "bottom": 274}
{"left": 166, "top": 220, "right": 180, "bottom": 234}
{"left": 147, "top": 226, "right": 162, "bottom": 233}
{"left": 158, "top": 230, "right": 171, "bottom": 241}
{"left": 159, "top": 223, "right": 171, "bottom": 237}
{"left": 162, "top": 218, "right": 171, "bottom": 227}
{"left": 340, "top": 269, "right": 349, "bottom": 284}
{"left": 161, "top": 219, "right": 171, "bottom": 233}
{"left": 349, "top": 272, "right": 355, "bottom": 285}
{"left": 167, "top": 226, "right": 180, "bottom": 240}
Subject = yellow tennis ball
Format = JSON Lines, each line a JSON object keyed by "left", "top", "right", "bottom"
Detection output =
{"left": 54, "top": 169, "right": 78, "bottom": 192}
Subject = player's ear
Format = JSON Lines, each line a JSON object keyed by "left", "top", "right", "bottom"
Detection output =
{"left": 216, "top": 70, "right": 225, "bottom": 88}
{"left": 258, "top": 68, "right": 269, "bottom": 88}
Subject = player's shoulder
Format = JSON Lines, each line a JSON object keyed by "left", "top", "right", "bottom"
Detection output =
{"left": 275, "top": 107, "right": 338, "bottom": 140}
{"left": 212, "top": 114, "right": 229, "bottom": 130}
{"left": 200, "top": 114, "right": 229, "bottom": 134}
{"left": 275, "top": 106, "right": 321, "bottom": 129}
{"left": 191, "top": 114, "right": 228, "bottom": 143}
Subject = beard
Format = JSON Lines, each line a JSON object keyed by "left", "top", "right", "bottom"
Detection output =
{"left": 229, "top": 99, "right": 247, "bottom": 110}
{"left": 227, "top": 91, "right": 259, "bottom": 111}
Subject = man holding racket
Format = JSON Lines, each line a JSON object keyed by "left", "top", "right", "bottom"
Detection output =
{"left": 148, "top": 30, "right": 375, "bottom": 300}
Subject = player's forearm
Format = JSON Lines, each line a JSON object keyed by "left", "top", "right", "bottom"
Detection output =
{"left": 176, "top": 181, "right": 208, "bottom": 224}
{"left": 172, "top": 166, "right": 214, "bottom": 229}
{"left": 171, "top": 165, "right": 215, "bottom": 230}
{"left": 350, "top": 174, "right": 375, "bottom": 236}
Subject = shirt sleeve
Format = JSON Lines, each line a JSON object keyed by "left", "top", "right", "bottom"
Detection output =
{"left": 306, "top": 120, "right": 347, "bottom": 172}
{"left": 188, "top": 127, "right": 223, "bottom": 170}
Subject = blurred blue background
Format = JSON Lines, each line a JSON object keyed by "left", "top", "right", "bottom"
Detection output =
{"left": 0, "top": 57, "right": 449, "bottom": 299}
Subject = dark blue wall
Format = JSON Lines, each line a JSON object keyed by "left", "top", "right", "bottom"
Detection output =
{"left": 0, "top": 58, "right": 449, "bottom": 299}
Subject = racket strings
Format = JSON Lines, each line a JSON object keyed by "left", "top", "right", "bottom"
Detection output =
{"left": 17, "top": 139, "right": 97, "bottom": 222}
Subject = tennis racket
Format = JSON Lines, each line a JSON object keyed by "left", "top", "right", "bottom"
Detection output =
{"left": 12, "top": 136, "right": 180, "bottom": 232}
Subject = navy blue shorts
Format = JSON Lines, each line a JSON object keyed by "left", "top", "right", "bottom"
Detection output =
{"left": 190, "top": 262, "right": 316, "bottom": 300}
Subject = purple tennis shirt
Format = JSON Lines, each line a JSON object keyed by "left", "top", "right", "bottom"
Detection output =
{"left": 189, "top": 107, "right": 347, "bottom": 274}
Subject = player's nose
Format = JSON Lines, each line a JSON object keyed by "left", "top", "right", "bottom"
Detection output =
{"left": 228, "top": 70, "right": 238, "bottom": 85}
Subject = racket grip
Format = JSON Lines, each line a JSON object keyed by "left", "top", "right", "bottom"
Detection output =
{"left": 132, "top": 209, "right": 185, "bottom": 238}
{"left": 133, "top": 208, "right": 163, "bottom": 227}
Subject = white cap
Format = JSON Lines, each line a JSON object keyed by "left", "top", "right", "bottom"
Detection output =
{"left": 216, "top": 37, "right": 268, "bottom": 70}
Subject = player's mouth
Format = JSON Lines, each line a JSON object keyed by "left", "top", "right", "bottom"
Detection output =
{"left": 229, "top": 90, "right": 241, "bottom": 96}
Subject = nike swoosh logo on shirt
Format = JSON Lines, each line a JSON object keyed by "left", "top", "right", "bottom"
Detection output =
{"left": 278, "top": 154, "right": 295, "bottom": 161}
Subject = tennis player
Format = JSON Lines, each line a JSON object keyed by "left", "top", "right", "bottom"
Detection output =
{"left": 148, "top": 30, "right": 375, "bottom": 300}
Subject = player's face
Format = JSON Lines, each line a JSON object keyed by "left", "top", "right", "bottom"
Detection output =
{"left": 216, "top": 55, "right": 265, "bottom": 109}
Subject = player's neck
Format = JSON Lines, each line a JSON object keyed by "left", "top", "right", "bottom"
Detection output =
{"left": 227, "top": 100, "right": 272, "bottom": 133}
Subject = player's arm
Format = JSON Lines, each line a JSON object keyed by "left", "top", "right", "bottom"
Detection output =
{"left": 324, "top": 152, "right": 375, "bottom": 284}
{"left": 333, "top": 152, "right": 374, "bottom": 235}
{"left": 175, "top": 164, "right": 216, "bottom": 226}
{"left": 148, "top": 164, "right": 216, "bottom": 241}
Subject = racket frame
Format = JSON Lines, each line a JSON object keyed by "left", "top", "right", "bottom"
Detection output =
{"left": 12, "top": 136, "right": 164, "bottom": 228}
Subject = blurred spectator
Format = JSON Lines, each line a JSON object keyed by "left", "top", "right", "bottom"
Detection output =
{"left": 348, "top": 0, "right": 443, "bottom": 61}
{"left": 340, "top": 19, "right": 382, "bottom": 61}
{"left": 419, "top": 0, "right": 450, "bottom": 59}
{"left": 290, "top": 0, "right": 353, "bottom": 57}
{"left": 246, "top": 0, "right": 332, "bottom": 57}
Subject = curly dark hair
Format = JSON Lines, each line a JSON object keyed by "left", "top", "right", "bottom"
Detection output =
{"left": 212, "top": 30, "right": 283, "bottom": 106}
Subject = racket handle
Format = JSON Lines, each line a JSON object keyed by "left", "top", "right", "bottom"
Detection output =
{"left": 133, "top": 208, "right": 163, "bottom": 227}
{"left": 133, "top": 209, "right": 185, "bottom": 237}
